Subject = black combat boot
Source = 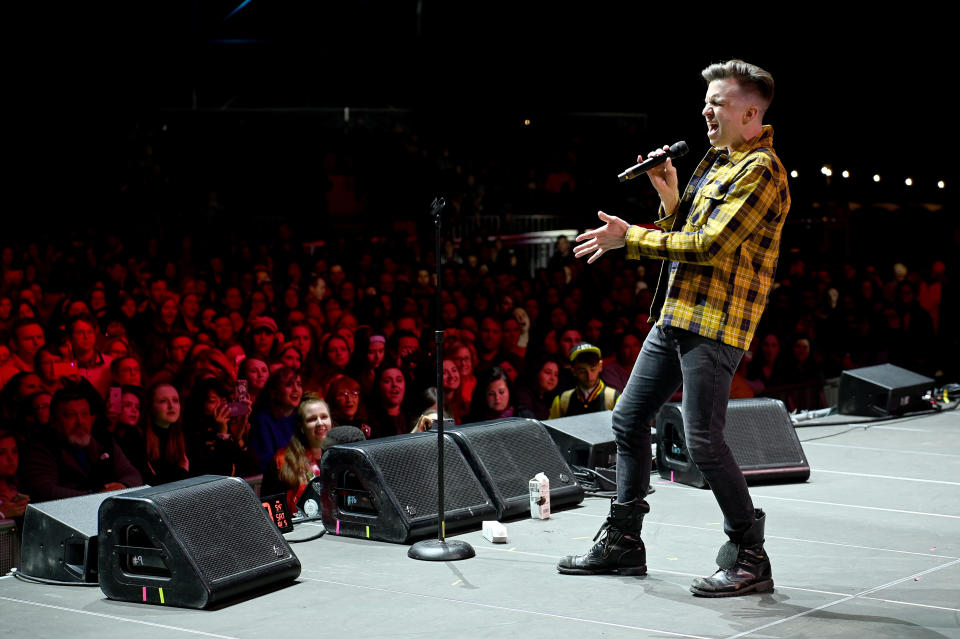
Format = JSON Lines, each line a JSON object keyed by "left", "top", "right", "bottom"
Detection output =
{"left": 557, "top": 499, "right": 646, "bottom": 576}
{"left": 690, "top": 509, "right": 773, "bottom": 597}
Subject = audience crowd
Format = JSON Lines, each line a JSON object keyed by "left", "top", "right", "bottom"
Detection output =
{"left": 0, "top": 117, "right": 955, "bottom": 528}
{"left": 0, "top": 219, "right": 954, "bottom": 523}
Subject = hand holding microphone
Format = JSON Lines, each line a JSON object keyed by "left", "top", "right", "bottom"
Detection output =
{"left": 620, "top": 141, "right": 686, "bottom": 214}
{"left": 618, "top": 141, "right": 688, "bottom": 182}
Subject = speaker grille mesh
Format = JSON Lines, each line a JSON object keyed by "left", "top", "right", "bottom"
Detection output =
{"left": 151, "top": 478, "right": 286, "bottom": 582}
{"left": 366, "top": 436, "right": 490, "bottom": 521}
{"left": 453, "top": 419, "right": 576, "bottom": 498}
{"left": 723, "top": 399, "right": 806, "bottom": 467}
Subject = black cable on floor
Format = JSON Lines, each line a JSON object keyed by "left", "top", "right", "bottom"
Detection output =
{"left": 798, "top": 400, "right": 958, "bottom": 442}
{"left": 8, "top": 568, "right": 99, "bottom": 586}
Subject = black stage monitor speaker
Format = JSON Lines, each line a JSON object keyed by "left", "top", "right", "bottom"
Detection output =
{"left": 20, "top": 487, "right": 141, "bottom": 583}
{"left": 98, "top": 475, "right": 301, "bottom": 609}
{"left": 446, "top": 418, "right": 585, "bottom": 519}
{"left": 838, "top": 364, "right": 935, "bottom": 416}
{"left": 319, "top": 432, "right": 497, "bottom": 543}
{"left": 656, "top": 398, "right": 809, "bottom": 488}
{"left": 543, "top": 412, "right": 617, "bottom": 470}
{"left": 0, "top": 518, "right": 18, "bottom": 575}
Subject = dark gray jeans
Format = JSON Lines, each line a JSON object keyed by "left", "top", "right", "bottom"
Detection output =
{"left": 612, "top": 324, "right": 756, "bottom": 540}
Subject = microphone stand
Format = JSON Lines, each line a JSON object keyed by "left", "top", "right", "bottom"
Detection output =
{"left": 408, "top": 197, "right": 475, "bottom": 561}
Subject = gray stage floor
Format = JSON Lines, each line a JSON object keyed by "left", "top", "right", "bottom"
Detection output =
{"left": 2, "top": 410, "right": 958, "bottom": 638}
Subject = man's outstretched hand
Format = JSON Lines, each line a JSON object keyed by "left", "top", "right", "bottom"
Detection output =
{"left": 574, "top": 211, "right": 630, "bottom": 264}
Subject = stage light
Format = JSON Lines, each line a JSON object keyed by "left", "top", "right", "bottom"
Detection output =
{"left": 873, "top": 174, "right": 881, "bottom": 182}
{"left": 905, "top": 177, "right": 913, "bottom": 186}
{"left": 790, "top": 170, "right": 798, "bottom": 178}
{"left": 820, "top": 166, "right": 832, "bottom": 177}
{"left": 523, "top": 119, "right": 531, "bottom": 127}
{"left": 841, "top": 170, "right": 850, "bottom": 179}
{"left": 938, "top": 180, "right": 945, "bottom": 189}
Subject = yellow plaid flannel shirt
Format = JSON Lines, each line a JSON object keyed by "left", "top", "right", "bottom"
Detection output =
{"left": 625, "top": 125, "right": 790, "bottom": 350}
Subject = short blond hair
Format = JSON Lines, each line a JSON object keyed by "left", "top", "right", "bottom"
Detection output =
{"left": 702, "top": 59, "right": 774, "bottom": 112}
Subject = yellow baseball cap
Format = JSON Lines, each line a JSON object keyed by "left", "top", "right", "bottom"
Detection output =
{"left": 569, "top": 342, "right": 602, "bottom": 362}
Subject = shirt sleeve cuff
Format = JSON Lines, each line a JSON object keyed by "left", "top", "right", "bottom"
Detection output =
{"left": 625, "top": 225, "right": 647, "bottom": 260}
{"left": 655, "top": 203, "right": 677, "bottom": 230}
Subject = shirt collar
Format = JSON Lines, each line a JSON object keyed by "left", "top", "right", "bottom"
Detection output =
{"left": 716, "top": 125, "right": 775, "bottom": 165}
{"left": 578, "top": 381, "right": 603, "bottom": 402}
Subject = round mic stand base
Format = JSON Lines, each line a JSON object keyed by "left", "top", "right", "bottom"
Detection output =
{"left": 408, "top": 538, "right": 476, "bottom": 561}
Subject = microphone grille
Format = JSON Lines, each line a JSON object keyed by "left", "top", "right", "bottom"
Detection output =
{"left": 669, "top": 141, "right": 689, "bottom": 157}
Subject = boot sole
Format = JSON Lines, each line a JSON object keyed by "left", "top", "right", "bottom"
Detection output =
{"left": 557, "top": 565, "right": 647, "bottom": 576}
{"left": 689, "top": 579, "right": 774, "bottom": 598}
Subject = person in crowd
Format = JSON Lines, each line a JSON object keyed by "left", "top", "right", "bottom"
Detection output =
{"left": 466, "top": 366, "right": 531, "bottom": 423}
{"left": 249, "top": 366, "right": 302, "bottom": 471}
{"left": 745, "top": 333, "right": 785, "bottom": 392}
{"left": 275, "top": 342, "right": 303, "bottom": 373}
{"left": 890, "top": 280, "right": 936, "bottom": 376}
{"left": 440, "top": 358, "right": 467, "bottom": 424}
{"left": 307, "top": 274, "right": 328, "bottom": 304}
{"left": 150, "top": 331, "right": 194, "bottom": 383}
{"left": 407, "top": 386, "right": 441, "bottom": 432}
{"left": 780, "top": 335, "right": 826, "bottom": 410}
{"left": 346, "top": 332, "right": 385, "bottom": 397}
{"left": 729, "top": 353, "right": 756, "bottom": 399}
{"left": 313, "top": 333, "right": 351, "bottom": 395}
{"left": 410, "top": 407, "right": 440, "bottom": 433}
{"left": 0, "top": 429, "right": 30, "bottom": 521}
{"left": 238, "top": 356, "right": 270, "bottom": 406}
{"left": 245, "top": 316, "right": 280, "bottom": 363}
{"left": 325, "top": 375, "right": 371, "bottom": 437}
{"left": 368, "top": 365, "right": 410, "bottom": 438}
{"left": 24, "top": 391, "right": 53, "bottom": 432}
{"left": 601, "top": 332, "right": 642, "bottom": 392}
{"left": 388, "top": 329, "right": 421, "bottom": 370}
{"left": 21, "top": 384, "right": 142, "bottom": 502}
{"left": 102, "top": 336, "right": 131, "bottom": 361}
{"left": 179, "top": 292, "right": 203, "bottom": 334}
{"left": 102, "top": 385, "right": 148, "bottom": 477}
{"left": 0, "top": 296, "right": 13, "bottom": 336}
{"left": 260, "top": 393, "right": 333, "bottom": 513}
{"left": 449, "top": 341, "right": 477, "bottom": 413}
{"left": 0, "top": 317, "right": 46, "bottom": 389}
{"left": 110, "top": 354, "right": 143, "bottom": 388}
{"left": 514, "top": 354, "right": 561, "bottom": 421}
{"left": 0, "top": 371, "right": 45, "bottom": 427}
{"left": 474, "top": 315, "right": 505, "bottom": 373}
{"left": 549, "top": 342, "right": 619, "bottom": 418}
{"left": 141, "top": 382, "right": 191, "bottom": 485}
{"left": 143, "top": 294, "right": 183, "bottom": 372}
{"left": 183, "top": 376, "right": 258, "bottom": 477}
{"left": 212, "top": 314, "right": 238, "bottom": 352}
{"left": 67, "top": 313, "right": 113, "bottom": 397}
{"left": 512, "top": 307, "right": 532, "bottom": 354}
{"left": 288, "top": 322, "right": 317, "bottom": 379}
{"left": 34, "top": 343, "right": 77, "bottom": 394}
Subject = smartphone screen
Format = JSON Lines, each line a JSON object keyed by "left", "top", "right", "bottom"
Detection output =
{"left": 108, "top": 387, "right": 122, "bottom": 414}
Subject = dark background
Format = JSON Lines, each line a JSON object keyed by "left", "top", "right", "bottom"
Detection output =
{"left": 11, "top": 2, "right": 953, "bottom": 224}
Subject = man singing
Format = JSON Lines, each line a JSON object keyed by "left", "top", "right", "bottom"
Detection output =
{"left": 558, "top": 60, "right": 790, "bottom": 597}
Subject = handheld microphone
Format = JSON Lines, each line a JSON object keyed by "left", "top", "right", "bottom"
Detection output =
{"left": 618, "top": 141, "right": 689, "bottom": 182}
